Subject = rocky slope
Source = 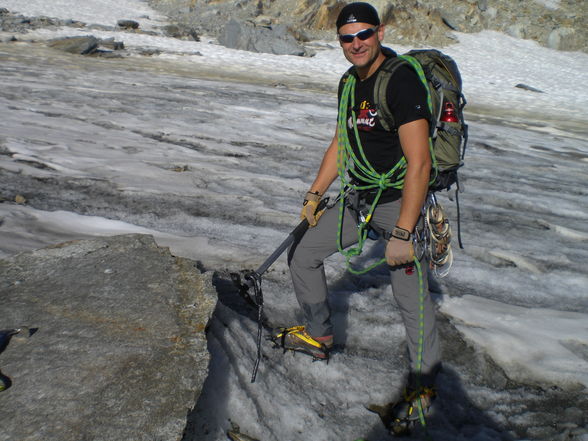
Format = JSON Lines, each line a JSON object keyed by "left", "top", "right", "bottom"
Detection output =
{"left": 148, "top": 0, "right": 587, "bottom": 52}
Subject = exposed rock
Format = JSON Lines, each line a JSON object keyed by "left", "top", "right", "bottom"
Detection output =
{"left": 46, "top": 35, "right": 127, "bottom": 56}
{"left": 0, "top": 10, "right": 64, "bottom": 33}
{"left": 117, "top": 19, "right": 140, "bottom": 30}
{"left": 219, "top": 18, "right": 312, "bottom": 56}
{"left": 148, "top": 0, "right": 588, "bottom": 53}
{"left": 506, "top": 24, "right": 527, "bottom": 39}
{"left": 297, "top": 0, "right": 347, "bottom": 31}
{"left": 547, "top": 27, "right": 581, "bottom": 51}
{"left": 99, "top": 36, "right": 125, "bottom": 50}
{"left": 0, "top": 234, "right": 217, "bottom": 441}
{"left": 138, "top": 47, "right": 163, "bottom": 56}
{"left": 381, "top": 5, "right": 456, "bottom": 47}
{"left": 162, "top": 23, "right": 200, "bottom": 41}
{"left": 515, "top": 83, "right": 545, "bottom": 93}
{"left": 0, "top": 9, "right": 89, "bottom": 35}
{"left": 47, "top": 35, "right": 100, "bottom": 55}
{"left": 2, "top": 1, "right": 586, "bottom": 53}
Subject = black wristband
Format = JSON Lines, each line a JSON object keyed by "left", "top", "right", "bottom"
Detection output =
{"left": 391, "top": 226, "right": 411, "bottom": 241}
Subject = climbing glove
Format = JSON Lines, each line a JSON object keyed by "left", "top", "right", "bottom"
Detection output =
{"left": 385, "top": 236, "right": 415, "bottom": 267}
{"left": 300, "top": 191, "right": 324, "bottom": 227}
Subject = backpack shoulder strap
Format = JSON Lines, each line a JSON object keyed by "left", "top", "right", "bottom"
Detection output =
{"left": 373, "top": 56, "right": 408, "bottom": 132}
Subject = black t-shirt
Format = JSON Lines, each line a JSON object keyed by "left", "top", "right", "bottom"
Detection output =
{"left": 338, "top": 56, "right": 431, "bottom": 202}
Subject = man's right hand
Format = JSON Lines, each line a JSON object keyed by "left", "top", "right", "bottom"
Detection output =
{"left": 300, "top": 191, "right": 324, "bottom": 227}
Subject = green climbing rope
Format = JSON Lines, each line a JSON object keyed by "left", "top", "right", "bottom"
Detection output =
{"left": 337, "top": 71, "right": 434, "bottom": 433}
{"left": 336, "top": 72, "right": 434, "bottom": 274}
{"left": 413, "top": 257, "right": 429, "bottom": 430}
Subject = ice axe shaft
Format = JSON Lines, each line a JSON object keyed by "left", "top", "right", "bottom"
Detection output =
{"left": 255, "top": 217, "right": 309, "bottom": 276}
{"left": 249, "top": 196, "right": 328, "bottom": 279}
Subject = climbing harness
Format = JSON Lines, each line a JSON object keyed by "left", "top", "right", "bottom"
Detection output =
{"left": 337, "top": 73, "right": 409, "bottom": 274}
{"left": 336, "top": 71, "right": 453, "bottom": 278}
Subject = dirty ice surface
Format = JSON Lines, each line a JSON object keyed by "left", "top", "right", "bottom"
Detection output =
{"left": 0, "top": 0, "right": 587, "bottom": 440}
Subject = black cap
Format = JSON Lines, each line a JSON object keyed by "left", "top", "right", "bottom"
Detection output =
{"left": 336, "top": 2, "right": 380, "bottom": 30}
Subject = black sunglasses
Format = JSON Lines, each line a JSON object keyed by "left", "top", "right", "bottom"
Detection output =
{"left": 338, "top": 26, "right": 378, "bottom": 43}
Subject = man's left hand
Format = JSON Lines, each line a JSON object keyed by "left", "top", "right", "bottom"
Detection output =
{"left": 385, "top": 237, "right": 415, "bottom": 267}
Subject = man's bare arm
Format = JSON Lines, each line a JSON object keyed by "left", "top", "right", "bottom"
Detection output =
{"left": 395, "top": 118, "right": 431, "bottom": 232}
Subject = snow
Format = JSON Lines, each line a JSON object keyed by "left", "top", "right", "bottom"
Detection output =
{"left": 1, "top": 0, "right": 587, "bottom": 439}
{"left": 3, "top": 0, "right": 588, "bottom": 121}
{"left": 441, "top": 295, "right": 588, "bottom": 389}
{"left": 0, "top": 0, "right": 167, "bottom": 28}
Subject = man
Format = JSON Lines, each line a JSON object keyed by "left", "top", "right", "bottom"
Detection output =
{"left": 274, "top": 2, "right": 441, "bottom": 433}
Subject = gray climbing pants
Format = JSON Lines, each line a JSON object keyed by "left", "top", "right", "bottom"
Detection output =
{"left": 288, "top": 195, "right": 441, "bottom": 384}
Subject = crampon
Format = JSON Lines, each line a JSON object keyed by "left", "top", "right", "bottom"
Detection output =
{"left": 368, "top": 386, "right": 436, "bottom": 437}
{"left": 389, "top": 386, "right": 436, "bottom": 436}
{"left": 270, "top": 326, "right": 333, "bottom": 362}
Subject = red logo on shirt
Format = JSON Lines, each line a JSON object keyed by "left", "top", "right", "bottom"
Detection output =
{"left": 348, "top": 100, "right": 377, "bottom": 132}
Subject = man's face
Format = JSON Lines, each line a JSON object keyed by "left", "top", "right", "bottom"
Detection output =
{"left": 338, "top": 22, "right": 384, "bottom": 70}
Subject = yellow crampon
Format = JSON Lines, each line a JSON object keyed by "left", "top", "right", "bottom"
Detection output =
{"left": 389, "top": 386, "right": 437, "bottom": 436}
{"left": 271, "top": 326, "right": 331, "bottom": 361}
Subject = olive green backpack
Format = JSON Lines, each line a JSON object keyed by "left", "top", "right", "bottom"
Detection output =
{"left": 356, "top": 48, "right": 468, "bottom": 247}
{"left": 371, "top": 48, "right": 468, "bottom": 192}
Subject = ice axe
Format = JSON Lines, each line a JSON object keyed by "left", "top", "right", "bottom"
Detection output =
{"left": 230, "top": 197, "right": 329, "bottom": 383}
{"left": 230, "top": 196, "right": 329, "bottom": 306}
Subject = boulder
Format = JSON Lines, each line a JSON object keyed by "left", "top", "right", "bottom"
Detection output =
{"left": 99, "top": 37, "right": 125, "bottom": 50}
{"left": 47, "top": 35, "right": 99, "bottom": 55}
{"left": 219, "top": 19, "right": 311, "bottom": 56}
{"left": 162, "top": 23, "right": 200, "bottom": 41}
{"left": 117, "top": 19, "right": 140, "bottom": 30}
{"left": 547, "top": 27, "right": 580, "bottom": 51}
{"left": 0, "top": 10, "right": 71, "bottom": 33}
{"left": 0, "top": 234, "right": 217, "bottom": 441}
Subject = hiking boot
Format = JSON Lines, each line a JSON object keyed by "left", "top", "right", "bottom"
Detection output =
{"left": 271, "top": 326, "right": 333, "bottom": 361}
{"left": 388, "top": 386, "right": 436, "bottom": 436}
